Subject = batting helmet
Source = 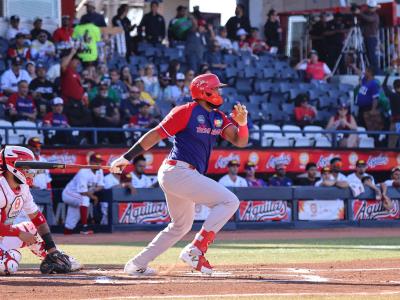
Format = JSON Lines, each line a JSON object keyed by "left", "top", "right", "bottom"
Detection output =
{"left": 0, "top": 146, "right": 36, "bottom": 185}
{"left": 190, "top": 73, "right": 227, "bottom": 106}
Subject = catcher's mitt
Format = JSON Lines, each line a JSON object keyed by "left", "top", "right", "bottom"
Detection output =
{"left": 40, "top": 250, "right": 72, "bottom": 274}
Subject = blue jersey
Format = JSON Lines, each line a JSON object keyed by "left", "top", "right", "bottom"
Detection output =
{"left": 356, "top": 78, "right": 380, "bottom": 108}
{"left": 156, "top": 102, "right": 233, "bottom": 174}
{"left": 268, "top": 175, "right": 293, "bottom": 186}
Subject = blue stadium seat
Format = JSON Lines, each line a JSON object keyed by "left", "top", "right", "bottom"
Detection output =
{"left": 255, "top": 80, "right": 273, "bottom": 94}
{"left": 269, "top": 92, "right": 287, "bottom": 105}
{"left": 308, "top": 89, "right": 326, "bottom": 100}
{"left": 225, "top": 67, "right": 238, "bottom": 79}
{"left": 282, "top": 103, "right": 295, "bottom": 114}
{"left": 248, "top": 95, "right": 265, "bottom": 104}
{"left": 221, "top": 87, "right": 237, "bottom": 98}
{"left": 235, "top": 79, "right": 253, "bottom": 95}
{"left": 243, "top": 66, "right": 257, "bottom": 79}
{"left": 262, "top": 68, "right": 276, "bottom": 79}
{"left": 328, "top": 89, "right": 342, "bottom": 99}
{"left": 319, "top": 97, "right": 338, "bottom": 109}
{"left": 223, "top": 54, "right": 237, "bottom": 66}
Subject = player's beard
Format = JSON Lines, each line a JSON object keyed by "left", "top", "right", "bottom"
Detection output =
{"left": 206, "top": 102, "right": 222, "bottom": 110}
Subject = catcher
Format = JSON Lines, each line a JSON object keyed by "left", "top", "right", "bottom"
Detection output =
{"left": 0, "top": 145, "right": 81, "bottom": 275}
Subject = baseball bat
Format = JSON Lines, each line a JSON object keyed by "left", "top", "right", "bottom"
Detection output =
{"left": 14, "top": 161, "right": 111, "bottom": 170}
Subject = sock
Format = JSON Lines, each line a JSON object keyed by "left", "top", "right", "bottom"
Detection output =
{"left": 80, "top": 206, "right": 88, "bottom": 226}
{"left": 192, "top": 228, "right": 215, "bottom": 254}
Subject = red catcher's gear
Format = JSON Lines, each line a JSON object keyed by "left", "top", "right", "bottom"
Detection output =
{"left": 189, "top": 73, "right": 227, "bottom": 106}
{"left": 0, "top": 146, "right": 36, "bottom": 185}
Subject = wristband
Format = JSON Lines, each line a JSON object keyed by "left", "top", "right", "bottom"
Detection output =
{"left": 42, "top": 233, "right": 56, "bottom": 250}
{"left": 31, "top": 211, "right": 46, "bottom": 227}
{"left": 237, "top": 125, "right": 249, "bottom": 138}
{"left": 123, "top": 143, "right": 145, "bottom": 161}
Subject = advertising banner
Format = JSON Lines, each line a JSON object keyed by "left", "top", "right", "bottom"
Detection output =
{"left": 238, "top": 200, "right": 291, "bottom": 222}
{"left": 41, "top": 148, "right": 400, "bottom": 175}
{"left": 352, "top": 200, "right": 400, "bottom": 220}
{"left": 118, "top": 202, "right": 170, "bottom": 224}
{"left": 298, "top": 200, "right": 345, "bottom": 221}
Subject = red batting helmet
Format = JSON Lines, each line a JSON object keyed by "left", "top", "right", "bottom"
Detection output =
{"left": 0, "top": 146, "right": 36, "bottom": 185}
{"left": 190, "top": 73, "right": 227, "bottom": 106}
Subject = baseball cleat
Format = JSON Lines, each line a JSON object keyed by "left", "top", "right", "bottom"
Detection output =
{"left": 124, "top": 259, "right": 157, "bottom": 276}
{"left": 179, "top": 245, "right": 213, "bottom": 274}
{"left": 80, "top": 226, "right": 94, "bottom": 235}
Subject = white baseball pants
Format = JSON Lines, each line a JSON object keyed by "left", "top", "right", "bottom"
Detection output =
{"left": 62, "top": 189, "right": 90, "bottom": 230}
{"left": 132, "top": 160, "right": 239, "bottom": 268}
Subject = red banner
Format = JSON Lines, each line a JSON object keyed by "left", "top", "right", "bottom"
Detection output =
{"left": 41, "top": 148, "right": 400, "bottom": 175}
{"left": 352, "top": 200, "right": 400, "bottom": 220}
{"left": 118, "top": 202, "right": 170, "bottom": 224}
{"left": 238, "top": 200, "right": 291, "bottom": 221}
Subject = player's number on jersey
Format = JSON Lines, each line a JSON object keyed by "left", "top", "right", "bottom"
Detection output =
{"left": 8, "top": 196, "right": 23, "bottom": 218}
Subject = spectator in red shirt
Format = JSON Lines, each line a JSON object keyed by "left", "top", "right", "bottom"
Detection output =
{"left": 294, "top": 93, "right": 317, "bottom": 127}
{"left": 7, "top": 33, "right": 31, "bottom": 62}
{"left": 295, "top": 50, "right": 332, "bottom": 82}
{"left": 8, "top": 80, "right": 37, "bottom": 122}
{"left": 53, "top": 15, "right": 73, "bottom": 44}
{"left": 247, "top": 27, "right": 268, "bottom": 54}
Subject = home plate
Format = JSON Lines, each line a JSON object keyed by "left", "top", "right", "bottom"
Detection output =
{"left": 95, "top": 276, "right": 114, "bottom": 284}
{"left": 182, "top": 271, "right": 233, "bottom": 277}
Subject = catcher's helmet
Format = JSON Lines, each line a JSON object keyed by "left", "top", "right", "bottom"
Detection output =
{"left": 190, "top": 73, "right": 227, "bottom": 106}
{"left": 0, "top": 146, "right": 36, "bottom": 185}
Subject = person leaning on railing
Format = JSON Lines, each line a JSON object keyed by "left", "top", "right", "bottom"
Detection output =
{"left": 382, "top": 70, "right": 400, "bottom": 148}
{"left": 314, "top": 167, "right": 348, "bottom": 188}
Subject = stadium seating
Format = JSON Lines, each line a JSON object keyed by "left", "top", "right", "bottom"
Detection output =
{"left": 13, "top": 120, "right": 44, "bottom": 144}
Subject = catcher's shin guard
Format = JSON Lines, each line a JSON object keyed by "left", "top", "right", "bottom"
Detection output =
{"left": 16, "top": 222, "right": 46, "bottom": 259}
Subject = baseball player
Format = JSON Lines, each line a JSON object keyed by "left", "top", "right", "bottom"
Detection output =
{"left": 0, "top": 145, "right": 80, "bottom": 275}
{"left": 62, "top": 153, "right": 105, "bottom": 234}
{"left": 110, "top": 73, "right": 248, "bottom": 275}
{"left": 130, "top": 155, "right": 154, "bottom": 188}
{"left": 27, "top": 137, "right": 52, "bottom": 190}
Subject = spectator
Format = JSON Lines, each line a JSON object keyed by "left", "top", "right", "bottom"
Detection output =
{"left": 53, "top": 15, "right": 73, "bottom": 44}
{"left": 110, "top": 68, "right": 129, "bottom": 100}
{"left": 315, "top": 167, "right": 348, "bottom": 188}
{"left": 128, "top": 101, "right": 156, "bottom": 143}
{"left": 326, "top": 103, "right": 359, "bottom": 147}
{"left": 135, "top": 78, "right": 155, "bottom": 106}
{"left": 185, "top": 18, "right": 208, "bottom": 73}
{"left": 0, "top": 89, "right": 8, "bottom": 120}
{"left": 6, "top": 15, "right": 29, "bottom": 40}
{"left": 47, "top": 61, "right": 60, "bottom": 82}
{"left": 296, "top": 162, "right": 319, "bottom": 186}
{"left": 30, "top": 30, "right": 56, "bottom": 63}
{"left": 72, "top": 19, "right": 102, "bottom": 66}
{"left": 247, "top": 28, "right": 268, "bottom": 55}
{"left": 295, "top": 50, "right": 332, "bottom": 82}
{"left": 215, "top": 26, "right": 234, "bottom": 54}
{"left": 30, "top": 18, "right": 51, "bottom": 41}
{"left": 121, "top": 66, "right": 134, "bottom": 89}
{"left": 80, "top": 0, "right": 107, "bottom": 27}
{"left": 245, "top": 162, "right": 267, "bottom": 187}
{"left": 1, "top": 57, "right": 31, "bottom": 95}
{"left": 268, "top": 163, "right": 293, "bottom": 186}
{"left": 112, "top": 4, "right": 135, "bottom": 58}
{"left": 381, "top": 166, "right": 400, "bottom": 210}
{"left": 354, "top": 67, "right": 382, "bottom": 131}
{"left": 164, "top": 73, "right": 190, "bottom": 105}
{"left": 120, "top": 86, "right": 142, "bottom": 122}
{"left": 43, "top": 97, "right": 72, "bottom": 144}
{"left": 347, "top": 159, "right": 375, "bottom": 185}
{"left": 7, "top": 33, "right": 31, "bottom": 62}
{"left": 294, "top": 93, "right": 317, "bottom": 127}
{"left": 167, "top": 59, "right": 181, "bottom": 85}
{"left": 225, "top": 4, "right": 251, "bottom": 41}
{"left": 218, "top": 160, "right": 248, "bottom": 187}
{"left": 264, "top": 9, "right": 282, "bottom": 52}
{"left": 309, "top": 13, "right": 330, "bottom": 63}
{"left": 361, "top": 175, "right": 383, "bottom": 201}
{"left": 156, "top": 72, "right": 171, "bottom": 104}
{"left": 8, "top": 80, "right": 37, "bottom": 122}
{"left": 184, "top": 70, "right": 195, "bottom": 89}
{"left": 326, "top": 13, "right": 348, "bottom": 70}
{"left": 26, "top": 137, "right": 52, "bottom": 190}
{"left": 354, "top": 1, "right": 380, "bottom": 73}
{"left": 141, "top": 64, "right": 160, "bottom": 100}
{"left": 329, "top": 157, "right": 347, "bottom": 181}
{"left": 29, "top": 63, "right": 55, "bottom": 118}
{"left": 138, "top": 1, "right": 166, "bottom": 44}
{"left": 233, "top": 28, "right": 251, "bottom": 53}
{"left": 130, "top": 155, "right": 154, "bottom": 188}
{"left": 382, "top": 71, "right": 400, "bottom": 148}
{"left": 88, "top": 78, "right": 119, "bottom": 104}
{"left": 206, "top": 41, "right": 226, "bottom": 79}
{"left": 25, "top": 61, "right": 36, "bottom": 80}
{"left": 168, "top": 5, "right": 192, "bottom": 45}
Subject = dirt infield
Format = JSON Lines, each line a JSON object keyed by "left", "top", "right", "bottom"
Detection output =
{"left": 3, "top": 228, "right": 400, "bottom": 299}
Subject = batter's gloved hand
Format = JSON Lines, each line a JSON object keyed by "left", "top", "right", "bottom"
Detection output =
{"left": 40, "top": 250, "right": 72, "bottom": 274}
{"left": 110, "top": 156, "right": 130, "bottom": 174}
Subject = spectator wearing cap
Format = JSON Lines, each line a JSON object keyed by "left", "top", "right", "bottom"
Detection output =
{"left": 25, "top": 61, "right": 36, "bottom": 80}
{"left": 296, "top": 162, "right": 319, "bottom": 186}
{"left": 27, "top": 137, "right": 52, "bottom": 190}
{"left": 382, "top": 71, "right": 400, "bottom": 148}
{"left": 110, "top": 69, "right": 129, "bottom": 101}
{"left": 130, "top": 155, "right": 154, "bottom": 188}
{"left": 120, "top": 86, "right": 142, "bottom": 122}
{"left": 347, "top": 160, "right": 376, "bottom": 185}
{"left": 329, "top": 157, "right": 348, "bottom": 183}
{"left": 380, "top": 167, "right": 399, "bottom": 210}
{"left": 225, "top": 4, "right": 251, "bottom": 41}
{"left": 164, "top": 73, "right": 190, "bottom": 106}
{"left": 7, "top": 15, "right": 30, "bottom": 40}
{"left": 30, "top": 30, "right": 56, "bottom": 63}
{"left": 326, "top": 103, "right": 359, "bottom": 147}
{"left": 247, "top": 27, "right": 268, "bottom": 55}
{"left": 233, "top": 28, "right": 251, "bottom": 53}
{"left": 268, "top": 163, "right": 292, "bottom": 186}
{"left": 30, "top": 18, "right": 51, "bottom": 41}
{"left": 168, "top": 5, "right": 193, "bottom": 45}
{"left": 8, "top": 80, "right": 37, "bottom": 122}
{"left": 53, "top": 15, "right": 73, "bottom": 44}
{"left": 29, "top": 63, "right": 56, "bottom": 118}
{"left": 294, "top": 93, "right": 317, "bottom": 127}
{"left": 138, "top": 1, "right": 166, "bottom": 44}
{"left": 7, "top": 33, "right": 31, "bottom": 62}
{"left": 206, "top": 41, "right": 226, "bottom": 79}
{"left": 215, "top": 26, "right": 234, "bottom": 54}
{"left": 245, "top": 162, "right": 267, "bottom": 187}
{"left": 1, "top": 57, "right": 32, "bottom": 95}
{"left": 135, "top": 78, "right": 155, "bottom": 106}
{"left": 295, "top": 50, "right": 332, "bottom": 82}
{"left": 185, "top": 18, "right": 208, "bottom": 73}
{"left": 60, "top": 48, "right": 83, "bottom": 102}
{"left": 218, "top": 160, "right": 248, "bottom": 187}
{"left": 315, "top": 167, "right": 348, "bottom": 188}
{"left": 43, "top": 97, "right": 72, "bottom": 144}
{"left": 264, "top": 9, "right": 282, "bottom": 51}
{"left": 80, "top": 0, "right": 107, "bottom": 27}
{"left": 141, "top": 64, "right": 160, "bottom": 100}
{"left": 88, "top": 78, "right": 119, "bottom": 104}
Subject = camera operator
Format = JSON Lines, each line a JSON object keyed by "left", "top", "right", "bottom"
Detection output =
{"left": 353, "top": 0, "right": 380, "bottom": 73}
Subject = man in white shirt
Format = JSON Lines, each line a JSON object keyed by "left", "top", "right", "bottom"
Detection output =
{"left": 215, "top": 27, "right": 234, "bottom": 53}
{"left": 30, "top": 30, "right": 56, "bottom": 63}
{"left": 380, "top": 166, "right": 400, "bottom": 210}
{"left": 330, "top": 157, "right": 348, "bottom": 182}
{"left": 130, "top": 155, "right": 153, "bottom": 188}
{"left": 27, "top": 137, "right": 52, "bottom": 190}
{"left": 315, "top": 167, "right": 349, "bottom": 188}
{"left": 218, "top": 160, "right": 248, "bottom": 187}
{"left": 6, "top": 15, "right": 29, "bottom": 40}
{"left": 1, "top": 57, "right": 32, "bottom": 94}
{"left": 347, "top": 159, "right": 376, "bottom": 185}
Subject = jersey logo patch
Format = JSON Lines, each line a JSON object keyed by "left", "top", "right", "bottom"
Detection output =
{"left": 197, "top": 115, "right": 205, "bottom": 124}
{"left": 214, "top": 119, "right": 223, "bottom": 128}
